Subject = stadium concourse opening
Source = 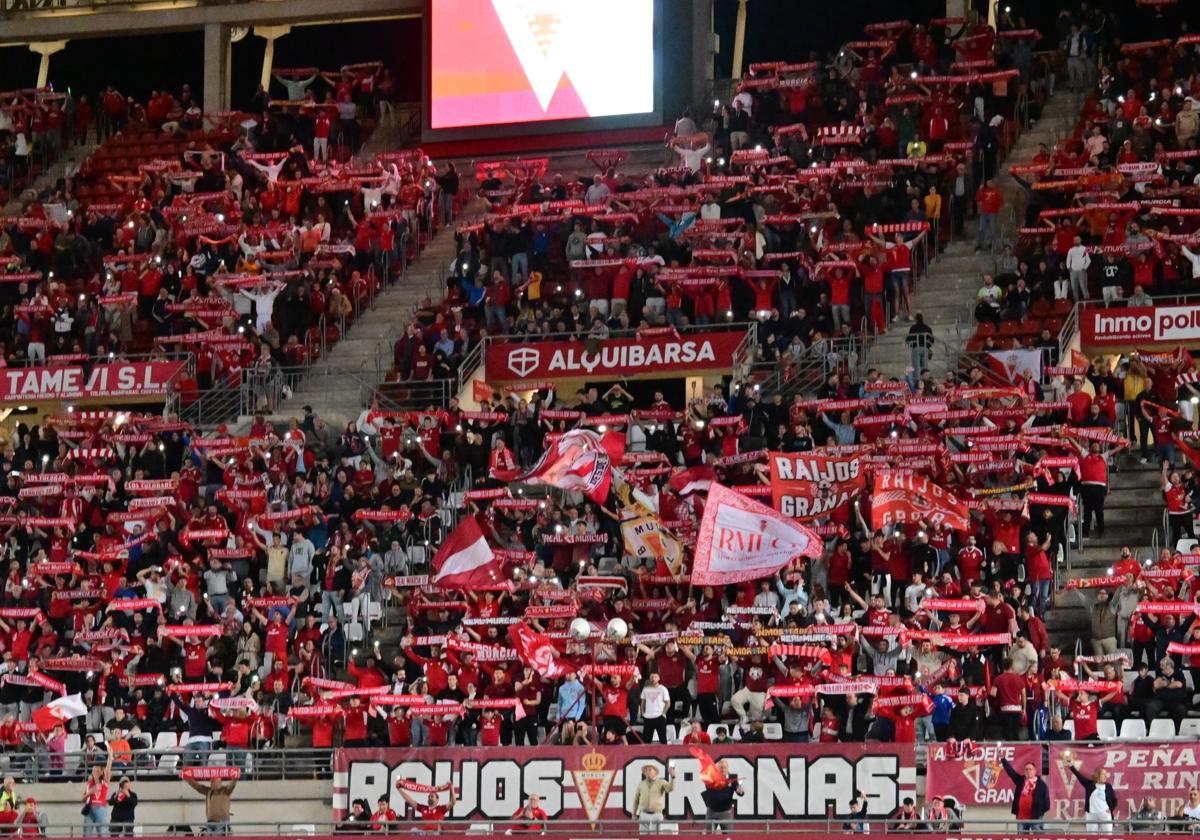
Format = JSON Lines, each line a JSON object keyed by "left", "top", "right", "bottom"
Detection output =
{"left": 3, "top": 0, "right": 1200, "bottom": 835}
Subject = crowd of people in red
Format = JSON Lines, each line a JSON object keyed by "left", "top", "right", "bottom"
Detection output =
{"left": 0, "top": 6, "right": 1199, "bottom": 801}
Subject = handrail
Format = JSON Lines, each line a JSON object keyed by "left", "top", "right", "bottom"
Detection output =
{"left": 14, "top": 816, "right": 1200, "bottom": 836}
{"left": 456, "top": 339, "right": 485, "bottom": 400}
{"left": 486, "top": 322, "right": 758, "bottom": 345}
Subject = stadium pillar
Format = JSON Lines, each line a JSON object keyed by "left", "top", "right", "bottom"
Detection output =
{"left": 691, "top": 0, "right": 716, "bottom": 107}
{"left": 27, "top": 41, "right": 67, "bottom": 89}
{"left": 730, "top": 0, "right": 748, "bottom": 79}
{"left": 255, "top": 25, "right": 293, "bottom": 92}
{"left": 203, "top": 23, "right": 232, "bottom": 116}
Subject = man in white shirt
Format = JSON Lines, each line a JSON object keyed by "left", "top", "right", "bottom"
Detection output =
{"left": 670, "top": 138, "right": 711, "bottom": 173}
{"left": 640, "top": 672, "right": 672, "bottom": 743}
{"left": 1065, "top": 235, "right": 1092, "bottom": 300}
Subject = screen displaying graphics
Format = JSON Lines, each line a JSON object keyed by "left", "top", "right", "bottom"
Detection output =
{"left": 429, "top": 0, "right": 655, "bottom": 129}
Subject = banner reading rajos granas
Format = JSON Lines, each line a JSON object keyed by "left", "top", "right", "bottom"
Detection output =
{"left": 1048, "top": 742, "right": 1200, "bottom": 821}
{"left": 768, "top": 451, "right": 866, "bottom": 520}
{"left": 334, "top": 744, "right": 915, "bottom": 821}
{"left": 925, "top": 742, "right": 1041, "bottom": 807}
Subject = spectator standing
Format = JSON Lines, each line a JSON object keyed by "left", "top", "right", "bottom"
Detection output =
{"left": 631, "top": 764, "right": 675, "bottom": 833}
{"left": 906, "top": 314, "right": 934, "bottom": 376}
{"left": 701, "top": 762, "right": 743, "bottom": 833}
{"left": 108, "top": 777, "right": 137, "bottom": 836}
{"left": 1068, "top": 763, "right": 1117, "bottom": 833}
{"left": 80, "top": 753, "right": 112, "bottom": 837}
{"left": 1000, "top": 757, "right": 1049, "bottom": 833}
{"left": 974, "top": 180, "right": 1003, "bottom": 253}
{"left": 187, "top": 774, "right": 237, "bottom": 835}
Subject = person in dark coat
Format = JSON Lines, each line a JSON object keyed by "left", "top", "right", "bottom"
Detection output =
{"left": 1070, "top": 763, "right": 1118, "bottom": 833}
{"left": 1001, "top": 757, "right": 1050, "bottom": 832}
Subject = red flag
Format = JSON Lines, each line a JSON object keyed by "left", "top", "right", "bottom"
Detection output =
{"left": 691, "top": 483, "right": 823, "bottom": 585}
{"left": 520, "top": 429, "right": 614, "bottom": 503}
{"left": 31, "top": 693, "right": 86, "bottom": 733}
{"left": 432, "top": 517, "right": 505, "bottom": 590}
{"left": 507, "top": 621, "right": 577, "bottom": 680}
{"left": 668, "top": 465, "right": 715, "bottom": 497}
{"left": 473, "top": 380, "right": 495, "bottom": 403}
{"left": 688, "top": 747, "right": 727, "bottom": 789}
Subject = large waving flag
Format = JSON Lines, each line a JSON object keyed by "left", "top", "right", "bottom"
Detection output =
{"left": 507, "top": 621, "right": 577, "bottom": 680}
{"left": 432, "top": 516, "right": 506, "bottom": 590}
{"left": 691, "top": 483, "right": 823, "bottom": 585}
{"left": 519, "top": 429, "right": 621, "bottom": 503}
{"left": 688, "top": 747, "right": 728, "bottom": 788}
{"left": 31, "top": 693, "right": 87, "bottom": 733}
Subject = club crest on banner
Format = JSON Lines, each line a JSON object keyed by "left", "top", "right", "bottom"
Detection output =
{"left": 508, "top": 347, "right": 542, "bottom": 378}
{"left": 571, "top": 750, "right": 616, "bottom": 823}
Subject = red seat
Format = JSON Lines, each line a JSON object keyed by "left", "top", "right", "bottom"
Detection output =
{"left": 1051, "top": 299, "right": 1074, "bottom": 316}
{"left": 974, "top": 321, "right": 997, "bottom": 338}
{"left": 998, "top": 320, "right": 1024, "bottom": 336}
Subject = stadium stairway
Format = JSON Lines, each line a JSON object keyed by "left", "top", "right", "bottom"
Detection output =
{"left": 270, "top": 198, "right": 488, "bottom": 428}
{"left": 1046, "top": 458, "right": 1164, "bottom": 642}
{"left": 869, "top": 90, "right": 1086, "bottom": 381}
{"left": 268, "top": 145, "right": 674, "bottom": 428}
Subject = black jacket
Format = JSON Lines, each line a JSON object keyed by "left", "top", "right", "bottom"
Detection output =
{"left": 1001, "top": 759, "right": 1050, "bottom": 819}
{"left": 1071, "top": 766, "right": 1118, "bottom": 814}
{"left": 702, "top": 782, "right": 742, "bottom": 813}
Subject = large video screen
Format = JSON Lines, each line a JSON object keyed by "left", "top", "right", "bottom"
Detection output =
{"left": 429, "top": 0, "right": 655, "bottom": 130}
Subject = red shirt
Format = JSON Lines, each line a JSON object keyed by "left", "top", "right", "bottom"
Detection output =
{"left": 1017, "top": 779, "right": 1038, "bottom": 820}
{"left": 1025, "top": 546, "right": 1052, "bottom": 582}
{"left": 993, "top": 672, "right": 1027, "bottom": 712}
{"left": 695, "top": 656, "right": 720, "bottom": 694}
{"left": 977, "top": 187, "right": 1003, "bottom": 214}
{"left": 415, "top": 805, "right": 448, "bottom": 824}
{"left": 654, "top": 651, "right": 687, "bottom": 688}
{"left": 957, "top": 547, "right": 984, "bottom": 583}
{"left": 1070, "top": 698, "right": 1098, "bottom": 739}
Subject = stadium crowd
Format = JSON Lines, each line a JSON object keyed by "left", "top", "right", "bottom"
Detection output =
{"left": 0, "top": 5, "right": 1197, "bottom": 820}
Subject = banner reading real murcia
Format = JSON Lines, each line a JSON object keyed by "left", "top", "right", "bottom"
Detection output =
{"left": 333, "top": 744, "right": 916, "bottom": 821}
{"left": 1047, "top": 742, "right": 1200, "bottom": 821}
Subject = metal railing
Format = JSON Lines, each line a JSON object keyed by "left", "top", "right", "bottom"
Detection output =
{"left": 0, "top": 748, "right": 332, "bottom": 783}
{"left": 18, "top": 816, "right": 1200, "bottom": 837}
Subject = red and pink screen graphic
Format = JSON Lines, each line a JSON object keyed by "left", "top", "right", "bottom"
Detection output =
{"left": 430, "top": 0, "right": 655, "bottom": 129}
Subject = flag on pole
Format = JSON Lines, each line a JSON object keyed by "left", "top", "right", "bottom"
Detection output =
{"left": 690, "top": 483, "right": 823, "bottom": 585}
{"left": 431, "top": 516, "right": 505, "bottom": 590}
{"left": 31, "top": 693, "right": 87, "bottom": 733}
{"left": 520, "top": 429, "right": 617, "bottom": 503}
{"left": 507, "top": 621, "right": 577, "bottom": 680}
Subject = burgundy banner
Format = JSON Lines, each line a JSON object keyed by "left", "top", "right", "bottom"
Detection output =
{"left": 334, "top": 744, "right": 915, "bottom": 821}
{"left": 1047, "top": 743, "right": 1198, "bottom": 821}
{"left": 0, "top": 361, "right": 186, "bottom": 402}
{"left": 925, "top": 742, "right": 1041, "bottom": 807}
{"left": 484, "top": 331, "right": 745, "bottom": 382}
{"left": 768, "top": 450, "right": 866, "bottom": 520}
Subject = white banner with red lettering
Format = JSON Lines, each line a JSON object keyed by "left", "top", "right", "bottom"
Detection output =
{"left": 0, "top": 361, "right": 186, "bottom": 402}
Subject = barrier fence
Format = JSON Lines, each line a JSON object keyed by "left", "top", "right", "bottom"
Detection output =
{"left": 14, "top": 822, "right": 1200, "bottom": 838}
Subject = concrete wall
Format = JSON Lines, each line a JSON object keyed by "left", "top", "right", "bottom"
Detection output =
{"left": 29, "top": 779, "right": 331, "bottom": 832}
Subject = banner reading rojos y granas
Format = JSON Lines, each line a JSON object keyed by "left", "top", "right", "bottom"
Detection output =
{"left": 334, "top": 743, "right": 915, "bottom": 821}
